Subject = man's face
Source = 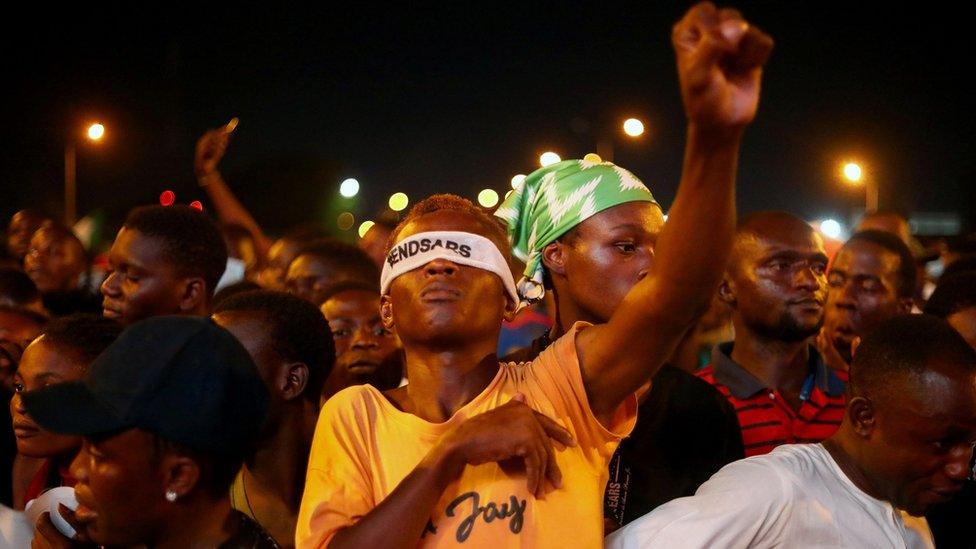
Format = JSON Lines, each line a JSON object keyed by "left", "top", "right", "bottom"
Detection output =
{"left": 384, "top": 210, "right": 512, "bottom": 347}
{"left": 948, "top": 307, "right": 976, "bottom": 350}
{"left": 825, "top": 240, "right": 910, "bottom": 362}
{"left": 101, "top": 227, "right": 187, "bottom": 325}
{"left": 321, "top": 289, "right": 401, "bottom": 389}
{"left": 286, "top": 254, "right": 357, "bottom": 306}
{"left": 553, "top": 201, "right": 665, "bottom": 323}
{"left": 24, "top": 228, "right": 86, "bottom": 293}
{"left": 7, "top": 211, "right": 45, "bottom": 260}
{"left": 71, "top": 429, "right": 169, "bottom": 546}
{"left": 726, "top": 225, "right": 828, "bottom": 341}
{"left": 10, "top": 338, "right": 82, "bottom": 458}
{"left": 256, "top": 238, "right": 302, "bottom": 291}
{"left": 860, "top": 366, "right": 976, "bottom": 515}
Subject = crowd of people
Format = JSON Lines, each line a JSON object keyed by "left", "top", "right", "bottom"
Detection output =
{"left": 1, "top": 3, "right": 974, "bottom": 548}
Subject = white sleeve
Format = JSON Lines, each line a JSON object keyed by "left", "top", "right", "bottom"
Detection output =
{"left": 604, "top": 458, "right": 794, "bottom": 549}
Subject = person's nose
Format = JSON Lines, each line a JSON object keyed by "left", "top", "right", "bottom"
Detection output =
{"left": 424, "top": 257, "right": 458, "bottom": 277}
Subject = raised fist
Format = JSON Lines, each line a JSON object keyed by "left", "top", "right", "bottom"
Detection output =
{"left": 673, "top": 2, "right": 774, "bottom": 135}
{"left": 194, "top": 128, "right": 231, "bottom": 178}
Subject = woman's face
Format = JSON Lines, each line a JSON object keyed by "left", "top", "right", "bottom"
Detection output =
{"left": 10, "top": 338, "right": 84, "bottom": 457}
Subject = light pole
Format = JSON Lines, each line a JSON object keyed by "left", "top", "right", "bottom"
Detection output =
{"left": 596, "top": 117, "right": 646, "bottom": 163}
{"left": 65, "top": 123, "right": 105, "bottom": 226}
{"left": 841, "top": 161, "right": 878, "bottom": 213}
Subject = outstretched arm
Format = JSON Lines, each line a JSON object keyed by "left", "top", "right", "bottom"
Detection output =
{"left": 578, "top": 3, "right": 773, "bottom": 422}
{"left": 195, "top": 125, "right": 274, "bottom": 256}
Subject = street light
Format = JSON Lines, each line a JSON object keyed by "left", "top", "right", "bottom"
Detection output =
{"left": 511, "top": 174, "right": 526, "bottom": 189}
{"left": 622, "top": 118, "right": 645, "bottom": 137}
{"left": 65, "top": 122, "right": 106, "bottom": 226}
{"left": 598, "top": 117, "right": 646, "bottom": 162}
{"left": 840, "top": 160, "right": 878, "bottom": 213}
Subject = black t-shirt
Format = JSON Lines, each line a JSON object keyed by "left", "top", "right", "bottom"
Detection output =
{"left": 219, "top": 510, "right": 282, "bottom": 549}
{"left": 504, "top": 337, "right": 744, "bottom": 532}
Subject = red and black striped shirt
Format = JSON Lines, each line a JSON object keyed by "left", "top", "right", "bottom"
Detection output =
{"left": 697, "top": 342, "right": 847, "bottom": 457}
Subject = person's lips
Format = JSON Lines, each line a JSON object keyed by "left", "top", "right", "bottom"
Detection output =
{"left": 925, "top": 485, "right": 963, "bottom": 503}
{"left": 790, "top": 297, "right": 824, "bottom": 311}
{"left": 101, "top": 303, "right": 122, "bottom": 319}
{"left": 73, "top": 492, "right": 98, "bottom": 528}
{"left": 420, "top": 282, "right": 461, "bottom": 302}
{"left": 12, "top": 419, "right": 39, "bottom": 439}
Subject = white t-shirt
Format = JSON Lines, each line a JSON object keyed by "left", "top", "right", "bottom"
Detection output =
{"left": 605, "top": 443, "right": 933, "bottom": 549}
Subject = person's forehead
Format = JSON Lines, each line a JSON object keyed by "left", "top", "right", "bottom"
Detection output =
{"left": 0, "top": 312, "right": 42, "bottom": 338}
{"left": 111, "top": 228, "right": 167, "bottom": 267}
{"left": 894, "top": 366, "right": 976, "bottom": 422}
{"left": 739, "top": 226, "right": 825, "bottom": 258}
{"left": 836, "top": 240, "right": 900, "bottom": 275}
{"left": 19, "top": 337, "right": 78, "bottom": 376}
{"left": 322, "top": 290, "right": 380, "bottom": 320}
{"left": 574, "top": 201, "right": 664, "bottom": 237}
{"left": 398, "top": 210, "right": 493, "bottom": 241}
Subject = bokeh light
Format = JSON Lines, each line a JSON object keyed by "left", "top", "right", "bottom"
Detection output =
{"left": 623, "top": 118, "right": 645, "bottom": 137}
{"left": 339, "top": 178, "right": 360, "bottom": 198}
{"left": 358, "top": 220, "right": 375, "bottom": 238}
{"left": 337, "top": 212, "right": 355, "bottom": 231}
{"left": 389, "top": 192, "right": 409, "bottom": 212}
{"left": 539, "top": 152, "right": 561, "bottom": 167}
{"left": 478, "top": 189, "right": 499, "bottom": 208}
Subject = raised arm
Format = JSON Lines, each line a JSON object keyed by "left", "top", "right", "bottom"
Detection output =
{"left": 194, "top": 126, "right": 274, "bottom": 256}
{"left": 578, "top": 3, "right": 773, "bottom": 421}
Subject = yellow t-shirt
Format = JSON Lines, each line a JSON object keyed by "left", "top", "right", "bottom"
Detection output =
{"left": 296, "top": 322, "right": 637, "bottom": 548}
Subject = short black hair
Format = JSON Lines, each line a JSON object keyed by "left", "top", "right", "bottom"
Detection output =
{"left": 846, "top": 230, "right": 917, "bottom": 298}
{"left": 213, "top": 290, "right": 334, "bottom": 404}
{"left": 212, "top": 280, "right": 263, "bottom": 309}
{"left": 318, "top": 279, "right": 379, "bottom": 305}
{"left": 850, "top": 314, "right": 976, "bottom": 400}
{"left": 0, "top": 268, "right": 40, "bottom": 306}
{"left": 123, "top": 206, "right": 228, "bottom": 297}
{"left": 924, "top": 273, "right": 976, "bottom": 319}
{"left": 389, "top": 194, "right": 511, "bottom": 258}
{"left": 293, "top": 238, "right": 380, "bottom": 286}
{"left": 39, "top": 314, "right": 123, "bottom": 367}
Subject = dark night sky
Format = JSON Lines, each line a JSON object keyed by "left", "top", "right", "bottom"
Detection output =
{"left": 3, "top": 2, "right": 974, "bottom": 237}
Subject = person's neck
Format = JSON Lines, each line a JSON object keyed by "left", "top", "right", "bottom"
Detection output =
{"left": 400, "top": 342, "right": 500, "bottom": 423}
{"left": 549, "top": 287, "right": 603, "bottom": 341}
{"left": 156, "top": 495, "right": 237, "bottom": 549}
{"left": 729, "top": 319, "right": 811, "bottom": 392}
{"left": 822, "top": 431, "right": 891, "bottom": 506}
{"left": 246, "top": 402, "right": 315, "bottom": 510}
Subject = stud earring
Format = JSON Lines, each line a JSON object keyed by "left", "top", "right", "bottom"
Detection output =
{"left": 165, "top": 490, "right": 178, "bottom": 502}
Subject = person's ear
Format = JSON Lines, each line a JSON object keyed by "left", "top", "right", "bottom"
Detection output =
{"left": 502, "top": 296, "right": 518, "bottom": 322}
{"left": 847, "top": 396, "right": 876, "bottom": 438}
{"left": 718, "top": 276, "right": 736, "bottom": 307}
{"left": 178, "top": 277, "right": 207, "bottom": 313}
{"left": 541, "top": 242, "right": 567, "bottom": 277}
{"left": 278, "top": 362, "right": 309, "bottom": 401}
{"left": 161, "top": 454, "right": 201, "bottom": 501}
{"left": 380, "top": 295, "right": 394, "bottom": 330}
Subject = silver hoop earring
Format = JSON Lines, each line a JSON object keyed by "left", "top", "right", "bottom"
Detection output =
{"left": 165, "top": 490, "right": 178, "bottom": 502}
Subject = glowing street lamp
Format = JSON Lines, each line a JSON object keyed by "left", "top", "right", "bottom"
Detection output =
{"left": 843, "top": 162, "right": 862, "bottom": 183}
{"left": 840, "top": 160, "right": 877, "bottom": 213}
{"left": 65, "top": 121, "right": 107, "bottom": 225}
{"left": 622, "top": 118, "right": 645, "bottom": 137}
{"left": 87, "top": 123, "right": 105, "bottom": 141}
{"left": 819, "top": 219, "right": 843, "bottom": 240}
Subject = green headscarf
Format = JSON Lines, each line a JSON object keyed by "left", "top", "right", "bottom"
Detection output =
{"left": 495, "top": 158, "right": 658, "bottom": 303}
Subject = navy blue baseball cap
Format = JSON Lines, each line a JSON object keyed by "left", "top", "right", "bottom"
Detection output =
{"left": 23, "top": 315, "right": 268, "bottom": 455}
